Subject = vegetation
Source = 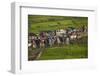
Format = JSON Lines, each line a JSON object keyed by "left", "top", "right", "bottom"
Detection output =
{"left": 28, "top": 15, "right": 88, "bottom": 33}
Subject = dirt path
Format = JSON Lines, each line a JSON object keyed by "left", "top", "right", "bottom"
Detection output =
{"left": 28, "top": 48, "right": 44, "bottom": 60}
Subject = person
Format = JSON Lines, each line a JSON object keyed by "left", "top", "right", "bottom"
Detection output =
{"left": 40, "top": 37, "right": 45, "bottom": 48}
{"left": 82, "top": 25, "right": 85, "bottom": 32}
{"left": 44, "top": 37, "right": 49, "bottom": 48}
{"left": 62, "top": 33, "right": 67, "bottom": 44}
{"left": 57, "top": 36, "right": 61, "bottom": 46}
{"left": 32, "top": 39, "right": 36, "bottom": 48}
{"left": 35, "top": 37, "right": 40, "bottom": 48}
{"left": 66, "top": 37, "right": 70, "bottom": 45}
{"left": 28, "top": 40, "right": 32, "bottom": 48}
{"left": 30, "top": 36, "right": 36, "bottom": 48}
{"left": 59, "top": 36, "right": 63, "bottom": 45}
{"left": 48, "top": 35, "right": 53, "bottom": 47}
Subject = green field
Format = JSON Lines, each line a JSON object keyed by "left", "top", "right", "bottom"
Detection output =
{"left": 28, "top": 15, "right": 88, "bottom": 33}
{"left": 39, "top": 45, "right": 87, "bottom": 60}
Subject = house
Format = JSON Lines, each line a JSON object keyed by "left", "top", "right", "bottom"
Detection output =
{"left": 56, "top": 29, "right": 66, "bottom": 37}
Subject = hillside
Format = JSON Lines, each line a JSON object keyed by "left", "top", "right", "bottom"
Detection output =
{"left": 28, "top": 15, "right": 88, "bottom": 33}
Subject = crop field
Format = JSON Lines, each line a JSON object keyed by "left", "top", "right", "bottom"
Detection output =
{"left": 28, "top": 15, "right": 88, "bottom": 33}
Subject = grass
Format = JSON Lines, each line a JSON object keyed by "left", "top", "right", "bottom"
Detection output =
{"left": 28, "top": 15, "right": 88, "bottom": 33}
{"left": 39, "top": 44, "right": 87, "bottom": 60}
{"left": 28, "top": 44, "right": 88, "bottom": 60}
